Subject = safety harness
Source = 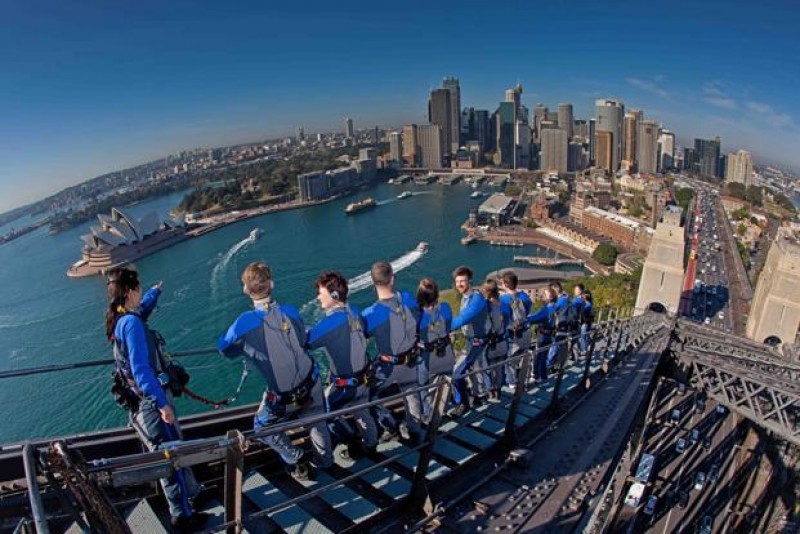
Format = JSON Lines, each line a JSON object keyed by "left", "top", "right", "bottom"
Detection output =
{"left": 377, "top": 292, "right": 421, "bottom": 367}
{"left": 264, "top": 366, "right": 318, "bottom": 407}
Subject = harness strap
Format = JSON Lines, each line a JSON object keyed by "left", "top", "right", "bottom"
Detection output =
{"left": 330, "top": 365, "right": 371, "bottom": 388}
{"left": 180, "top": 360, "right": 249, "bottom": 409}
{"left": 265, "top": 366, "right": 318, "bottom": 406}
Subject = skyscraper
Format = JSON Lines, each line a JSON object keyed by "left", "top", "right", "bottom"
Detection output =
{"left": 658, "top": 130, "right": 675, "bottom": 171}
{"left": 595, "top": 130, "right": 614, "bottom": 172}
{"left": 695, "top": 137, "right": 721, "bottom": 178}
{"left": 557, "top": 103, "right": 573, "bottom": 139}
{"left": 540, "top": 127, "right": 568, "bottom": 173}
{"left": 725, "top": 149, "right": 754, "bottom": 187}
{"left": 496, "top": 101, "right": 516, "bottom": 168}
{"left": 533, "top": 104, "right": 547, "bottom": 144}
{"left": 505, "top": 84, "right": 523, "bottom": 114}
{"left": 402, "top": 124, "right": 418, "bottom": 166}
{"left": 417, "top": 124, "right": 443, "bottom": 168}
{"left": 573, "top": 119, "right": 588, "bottom": 140}
{"left": 428, "top": 88, "right": 452, "bottom": 159}
{"left": 474, "top": 110, "right": 490, "bottom": 152}
{"left": 516, "top": 121, "right": 531, "bottom": 169}
{"left": 389, "top": 132, "right": 403, "bottom": 163}
{"left": 345, "top": 118, "right": 354, "bottom": 139}
{"left": 595, "top": 99, "right": 625, "bottom": 171}
{"left": 589, "top": 119, "right": 596, "bottom": 163}
{"left": 636, "top": 119, "right": 659, "bottom": 174}
{"left": 297, "top": 126, "right": 305, "bottom": 142}
{"left": 442, "top": 77, "right": 461, "bottom": 153}
{"left": 623, "top": 111, "right": 642, "bottom": 168}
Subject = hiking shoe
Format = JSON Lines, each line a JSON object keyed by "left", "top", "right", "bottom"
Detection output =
{"left": 487, "top": 389, "right": 502, "bottom": 403}
{"left": 379, "top": 429, "right": 400, "bottom": 443}
{"left": 450, "top": 403, "right": 469, "bottom": 418}
{"left": 170, "top": 511, "right": 210, "bottom": 532}
{"left": 286, "top": 451, "right": 316, "bottom": 481}
{"left": 398, "top": 421, "right": 412, "bottom": 441}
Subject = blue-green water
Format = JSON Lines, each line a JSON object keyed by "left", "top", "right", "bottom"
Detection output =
{"left": 0, "top": 183, "right": 555, "bottom": 443}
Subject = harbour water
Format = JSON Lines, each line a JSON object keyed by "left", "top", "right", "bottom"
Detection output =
{"left": 0, "top": 183, "right": 558, "bottom": 443}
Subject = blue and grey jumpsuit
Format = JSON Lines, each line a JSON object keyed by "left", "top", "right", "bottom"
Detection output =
{"left": 417, "top": 302, "right": 456, "bottom": 421}
{"left": 500, "top": 290, "right": 532, "bottom": 387}
{"left": 573, "top": 295, "right": 593, "bottom": 354}
{"left": 451, "top": 289, "right": 491, "bottom": 406}
{"left": 485, "top": 298, "right": 510, "bottom": 392}
{"left": 362, "top": 291, "right": 422, "bottom": 435}
{"left": 307, "top": 304, "right": 378, "bottom": 451}
{"left": 526, "top": 300, "right": 556, "bottom": 381}
{"left": 549, "top": 292, "right": 571, "bottom": 366}
{"left": 218, "top": 299, "right": 332, "bottom": 468}
{"left": 113, "top": 287, "right": 201, "bottom": 521}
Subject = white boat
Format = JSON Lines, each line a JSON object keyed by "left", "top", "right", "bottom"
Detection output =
{"left": 470, "top": 191, "right": 484, "bottom": 199}
{"left": 249, "top": 228, "right": 262, "bottom": 241}
{"left": 397, "top": 191, "right": 413, "bottom": 199}
{"left": 416, "top": 241, "right": 429, "bottom": 253}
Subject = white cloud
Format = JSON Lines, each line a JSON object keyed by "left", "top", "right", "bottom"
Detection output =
{"left": 626, "top": 77, "right": 670, "bottom": 99}
{"left": 745, "top": 101, "right": 794, "bottom": 129}
{"left": 702, "top": 82, "right": 726, "bottom": 97}
{"left": 704, "top": 97, "right": 738, "bottom": 110}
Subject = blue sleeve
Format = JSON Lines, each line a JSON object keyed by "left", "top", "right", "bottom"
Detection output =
{"left": 308, "top": 314, "right": 338, "bottom": 350}
{"left": 527, "top": 303, "right": 552, "bottom": 325}
{"left": 451, "top": 293, "right": 486, "bottom": 331}
{"left": 553, "top": 295, "right": 568, "bottom": 313}
{"left": 121, "top": 316, "right": 168, "bottom": 409}
{"left": 361, "top": 304, "right": 382, "bottom": 337}
{"left": 585, "top": 300, "right": 593, "bottom": 313}
{"left": 441, "top": 302, "right": 453, "bottom": 332}
{"left": 520, "top": 292, "right": 533, "bottom": 313}
{"left": 218, "top": 312, "right": 260, "bottom": 358}
{"left": 138, "top": 287, "right": 161, "bottom": 321}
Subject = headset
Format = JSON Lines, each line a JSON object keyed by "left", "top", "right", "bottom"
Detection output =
{"left": 330, "top": 289, "right": 341, "bottom": 302}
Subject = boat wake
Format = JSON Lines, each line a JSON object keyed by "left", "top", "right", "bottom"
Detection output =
{"left": 210, "top": 233, "right": 258, "bottom": 296}
{"left": 376, "top": 198, "right": 396, "bottom": 206}
{"left": 300, "top": 243, "right": 428, "bottom": 321}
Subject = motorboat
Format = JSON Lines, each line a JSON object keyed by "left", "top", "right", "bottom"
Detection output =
{"left": 249, "top": 228, "right": 262, "bottom": 241}
{"left": 416, "top": 241, "right": 429, "bottom": 253}
{"left": 397, "top": 191, "right": 413, "bottom": 200}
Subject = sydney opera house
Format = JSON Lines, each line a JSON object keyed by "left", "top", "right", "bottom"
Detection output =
{"left": 67, "top": 207, "right": 188, "bottom": 278}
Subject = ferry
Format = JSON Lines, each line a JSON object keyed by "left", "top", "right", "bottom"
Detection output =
{"left": 397, "top": 191, "right": 413, "bottom": 200}
{"left": 345, "top": 197, "right": 377, "bottom": 214}
{"left": 249, "top": 228, "right": 262, "bottom": 241}
{"left": 470, "top": 191, "right": 484, "bottom": 199}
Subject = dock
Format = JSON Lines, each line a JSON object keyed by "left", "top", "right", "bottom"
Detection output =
{"left": 513, "top": 256, "right": 586, "bottom": 269}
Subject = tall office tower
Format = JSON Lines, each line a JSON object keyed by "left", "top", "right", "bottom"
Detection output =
{"left": 725, "top": 150, "right": 754, "bottom": 187}
{"left": 568, "top": 141, "right": 586, "bottom": 172}
{"left": 474, "top": 110, "right": 490, "bottom": 152}
{"left": 573, "top": 119, "right": 589, "bottom": 140}
{"left": 623, "top": 111, "right": 641, "bottom": 168}
{"left": 402, "top": 124, "right": 419, "bottom": 166}
{"left": 442, "top": 76, "right": 462, "bottom": 152}
{"left": 540, "top": 127, "right": 568, "bottom": 173}
{"left": 595, "top": 98, "right": 625, "bottom": 171}
{"left": 505, "top": 84, "right": 523, "bottom": 114}
{"left": 746, "top": 227, "right": 800, "bottom": 345}
{"left": 636, "top": 119, "right": 659, "bottom": 174}
{"left": 461, "top": 107, "right": 474, "bottom": 143}
{"left": 297, "top": 126, "right": 305, "bottom": 142}
{"left": 694, "top": 137, "right": 722, "bottom": 178}
{"left": 589, "top": 119, "right": 596, "bottom": 163}
{"left": 595, "top": 130, "right": 614, "bottom": 172}
{"left": 557, "top": 103, "right": 574, "bottom": 139}
{"left": 417, "top": 124, "right": 443, "bottom": 168}
{"left": 718, "top": 154, "right": 727, "bottom": 180}
{"left": 658, "top": 130, "right": 676, "bottom": 171}
{"left": 496, "top": 101, "right": 516, "bottom": 168}
{"left": 388, "top": 132, "right": 403, "bottom": 163}
{"left": 683, "top": 147, "right": 696, "bottom": 171}
{"left": 515, "top": 121, "right": 531, "bottom": 169}
{"left": 345, "top": 118, "right": 354, "bottom": 139}
{"left": 428, "top": 88, "right": 452, "bottom": 158}
{"left": 533, "top": 104, "right": 547, "bottom": 143}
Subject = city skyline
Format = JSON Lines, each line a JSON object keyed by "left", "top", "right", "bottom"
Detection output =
{"left": 1, "top": 0, "right": 798, "bottom": 212}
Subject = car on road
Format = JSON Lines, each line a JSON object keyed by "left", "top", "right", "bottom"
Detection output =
{"left": 678, "top": 490, "right": 689, "bottom": 508}
{"left": 696, "top": 399, "right": 706, "bottom": 412}
{"left": 690, "top": 429, "right": 700, "bottom": 445}
{"left": 699, "top": 515, "right": 713, "bottom": 534}
{"left": 694, "top": 471, "right": 706, "bottom": 491}
{"left": 709, "top": 463, "right": 719, "bottom": 483}
{"left": 718, "top": 312, "right": 724, "bottom": 319}
{"left": 704, "top": 317, "right": 711, "bottom": 325}
{"left": 643, "top": 495, "right": 658, "bottom": 516}
{"left": 676, "top": 438, "right": 687, "bottom": 453}
{"left": 671, "top": 409, "right": 681, "bottom": 425}
{"left": 677, "top": 382, "right": 687, "bottom": 395}
{"left": 703, "top": 436, "right": 712, "bottom": 451}
{"left": 716, "top": 405, "right": 726, "bottom": 416}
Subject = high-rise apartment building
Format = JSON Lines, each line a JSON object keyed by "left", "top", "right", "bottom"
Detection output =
{"left": 595, "top": 99, "right": 625, "bottom": 171}
{"left": 442, "top": 77, "right": 461, "bottom": 153}
{"left": 402, "top": 125, "right": 418, "bottom": 166}
{"left": 725, "top": 149, "right": 754, "bottom": 187}
{"left": 573, "top": 119, "right": 589, "bottom": 140}
{"left": 388, "top": 132, "right": 403, "bottom": 163}
{"left": 428, "top": 89, "right": 452, "bottom": 158}
{"left": 557, "top": 103, "right": 573, "bottom": 139}
{"left": 694, "top": 137, "right": 722, "bottom": 178}
{"left": 417, "top": 124, "right": 443, "bottom": 168}
{"left": 540, "top": 127, "right": 568, "bottom": 173}
{"left": 345, "top": 118, "right": 354, "bottom": 139}
{"left": 595, "top": 130, "right": 614, "bottom": 172}
{"left": 636, "top": 119, "right": 659, "bottom": 174}
{"left": 658, "top": 130, "right": 675, "bottom": 171}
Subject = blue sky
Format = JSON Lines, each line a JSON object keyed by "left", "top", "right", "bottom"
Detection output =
{"left": 1, "top": 0, "right": 798, "bottom": 212}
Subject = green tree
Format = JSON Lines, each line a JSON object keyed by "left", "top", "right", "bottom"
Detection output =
{"left": 737, "top": 222, "right": 747, "bottom": 236}
{"left": 674, "top": 187, "right": 694, "bottom": 211}
{"left": 505, "top": 184, "right": 522, "bottom": 197}
{"left": 592, "top": 243, "right": 619, "bottom": 265}
{"left": 727, "top": 182, "right": 746, "bottom": 200}
{"left": 628, "top": 206, "right": 644, "bottom": 217}
{"left": 745, "top": 185, "right": 763, "bottom": 206}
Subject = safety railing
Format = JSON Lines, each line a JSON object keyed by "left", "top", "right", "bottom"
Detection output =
{"left": 14, "top": 308, "right": 667, "bottom": 533}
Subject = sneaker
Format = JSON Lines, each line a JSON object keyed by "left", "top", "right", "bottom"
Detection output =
{"left": 286, "top": 451, "right": 316, "bottom": 481}
{"left": 398, "top": 421, "right": 412, "bottom": 441}
{"left": 488, "top": 389, "right": 502, "bottom": 403}
{"left": 379, "top": 429, "right": 400, "bottom": 443}
{"left": 507, "top": 384, "right": 516, "bottom": 393}
{"left": 171, "top": 511, "right": 210, "bottom": 532}
{"left": 472, "top": 395, "right": 486, "bottom": 407}
{"left": 450, "top": 403, "right": 469, "bottom": 418}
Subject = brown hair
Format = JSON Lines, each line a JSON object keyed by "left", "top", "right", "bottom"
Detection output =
{"left": 482, "top": 278, "right": 500, "bottom": 301}
{"left": 316, "top": 270, "right": 349, "bottom": 302}
{"left": 416, "top": 278, "right": 439, "bottom": 307}
{"left": 242, "top": 262, "right": 273, "bottom": 299}
{"left": 549, "top": 281, "right": 563, "bottom": 295}
{"left": 105, "top": 267, "right": 140, "bottom": 341}
{"left": 501, "top": 270, "right": 518, "bottom": 289}
{"left": 452, "top": 265, "right": 473, "bottom": 280}
{"left": 370, "top": 261, "right": 393, "bottom": 287}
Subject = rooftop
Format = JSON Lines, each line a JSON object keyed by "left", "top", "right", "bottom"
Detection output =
{"left": 479, "top": 193, "right": 515, "bottom": 215}
{"left": 583, "top": 206, "right": 647, "bottom": 231}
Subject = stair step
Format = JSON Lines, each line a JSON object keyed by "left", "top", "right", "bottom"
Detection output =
{"left": 243, "top": 471, "right": 331, "bottom": 534}
{"left": 433, "top": 438, "right": 477, "bottom": 465}
{"left": 125, "top": 498, "right": 169, "bottom": 533}
{"left": 294, "top": 466, "right": 380, "bottom": 524}
{"left": 447, "top": 425, "right": 497, "bottom": 450}
{"left": 345, "top": 457, "right": 412, "bottom": 499}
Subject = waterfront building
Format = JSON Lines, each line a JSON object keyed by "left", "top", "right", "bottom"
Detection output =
{"left": 581, "top": 206, "right": 653, "bottom": 253}
{"left": 297, "top": 166, "right": 361, "bottom": 202}
{"left": 359, "top": 147, "right": 377, "bottom": 162}
{"left": 389, "top": 132, "right": 403, "bottom": 164}
{"left": 540, "top": 127, "right": 568, "bottom": 174}
{"left": 746, "top": 227, "right": 800, "bottom": 346}
{"left": 726, "top": 149, "right": 754, "bottom": 188}
{"left": 402, "top": 124, "right": 419, "bottom": 166}
{"left": 594, "top": 130, "right": 614, "bottom": 172}
{"left": 595, "top": 99, "right": 625, "bottom": 171}
{"left": 428, "top": 88, "right": 452, "bottom": 159}
{"left": 557, "top": 103, "right": 573, "bottom": 139}
{"left": 478, "top": 193, "right": 516, "bottom": 225}
{"left": 695, "top": 137, "right": 722, "bottom": 178}
{"left": 658, "top": 130, "right": 675, "bottom": 171}
{"left": 417, "top": 124, "right": 444, "bottom": 168}
{"left": 461, "top": 107, "right": 474, "bottom": 145}
{"left": 636, "top": 119, "right": 659, "bottom": 174}
{"left": 443, "top": 76, "right": 462, "bottom": 153}
{"left": 345, "top": 117, "right": 354, "bottom": 139}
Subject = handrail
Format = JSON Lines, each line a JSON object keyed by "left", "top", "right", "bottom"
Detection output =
{"left": 23, "top": 442, "right": 50, "bottom": 534}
